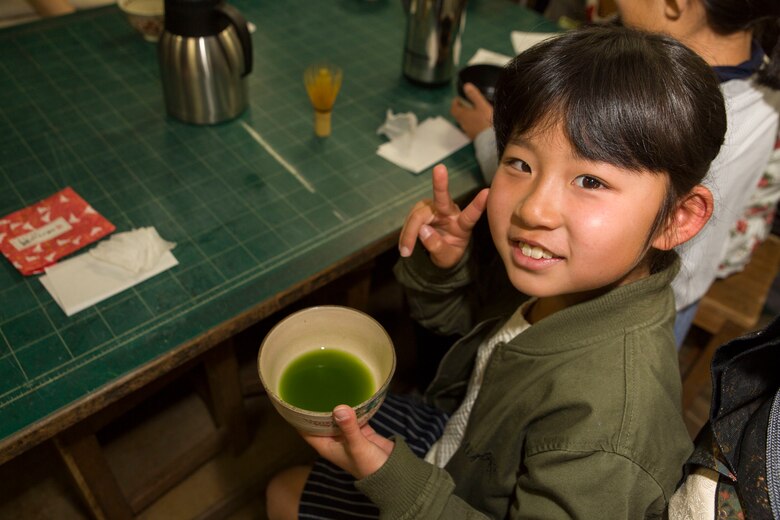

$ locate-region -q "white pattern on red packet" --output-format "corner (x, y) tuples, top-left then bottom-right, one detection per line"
(0, 187), (115, 276)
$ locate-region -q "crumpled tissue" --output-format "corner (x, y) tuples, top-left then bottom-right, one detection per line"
(377, 109), (418, 141)
(40, 227), (179, 317)
(90, 227), (175, 273)
(376, 109), (470, 174)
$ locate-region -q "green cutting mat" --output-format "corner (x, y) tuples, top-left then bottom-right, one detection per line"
(0, 0), (557, 448)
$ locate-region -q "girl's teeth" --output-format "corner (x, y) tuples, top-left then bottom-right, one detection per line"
(519, 242), (553, 259)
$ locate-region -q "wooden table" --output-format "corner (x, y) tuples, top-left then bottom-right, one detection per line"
(0, 1), (556, 516)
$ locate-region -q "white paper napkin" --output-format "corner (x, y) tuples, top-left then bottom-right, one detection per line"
(40, 250), (178, 317)
(40, 227), (179, 317)
(376, 116), (470, 174)
(510, 31), (560, 54)
(467, 48), (513, 67)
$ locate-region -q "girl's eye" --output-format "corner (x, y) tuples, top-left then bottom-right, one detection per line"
(506, 158), (532, 174)
(574, 175), (605, 190)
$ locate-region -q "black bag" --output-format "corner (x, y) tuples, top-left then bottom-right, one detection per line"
(684, 314), (780, 518)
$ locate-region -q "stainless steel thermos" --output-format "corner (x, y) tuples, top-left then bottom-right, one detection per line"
(158, 0), (253, 125)
(401, 0), (468, 85)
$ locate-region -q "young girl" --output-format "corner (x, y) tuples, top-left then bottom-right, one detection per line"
(454, 0), (780, 345)
(266, 25), (726, 519)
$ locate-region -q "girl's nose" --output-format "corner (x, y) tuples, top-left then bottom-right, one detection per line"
(514, 178), (561, 229)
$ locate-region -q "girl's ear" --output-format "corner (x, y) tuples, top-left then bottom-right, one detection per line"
(664, 0), (685, 20)
(652, 185), (713, 251)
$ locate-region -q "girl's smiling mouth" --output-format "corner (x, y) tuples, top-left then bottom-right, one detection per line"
(511, 240), (563, 269)
(517, 241), (555, 259)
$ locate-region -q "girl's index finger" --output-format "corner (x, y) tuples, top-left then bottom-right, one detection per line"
(431, 164), (455, 215)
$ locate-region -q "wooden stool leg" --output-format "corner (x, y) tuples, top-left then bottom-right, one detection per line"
(203, 339), (250, 454)
(54, 433), (133, 520)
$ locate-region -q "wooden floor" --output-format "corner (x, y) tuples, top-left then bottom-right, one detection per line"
(0, 257), (775, 519)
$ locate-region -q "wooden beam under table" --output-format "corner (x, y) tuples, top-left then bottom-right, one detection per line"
(52, 338), (250, 518)
(203, 339), (250, 454)
(54, 433), (134, 520)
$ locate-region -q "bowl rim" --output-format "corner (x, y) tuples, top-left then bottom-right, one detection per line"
(118, 0), (164, 16)
(257, 305), (397, 417)
(460, 63), (504, 71)
(458, 63), (504, 80)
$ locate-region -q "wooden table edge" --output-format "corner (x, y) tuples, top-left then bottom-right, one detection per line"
(0, 230), (400, 465)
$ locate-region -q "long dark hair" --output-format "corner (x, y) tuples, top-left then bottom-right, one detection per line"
(493, 26), (727, 268)
(702, 0), (780, 88)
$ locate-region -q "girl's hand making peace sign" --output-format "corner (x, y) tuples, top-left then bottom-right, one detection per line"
(398, 164), (489, 269)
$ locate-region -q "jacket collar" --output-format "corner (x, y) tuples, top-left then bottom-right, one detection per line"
(503, 256), (680, 355)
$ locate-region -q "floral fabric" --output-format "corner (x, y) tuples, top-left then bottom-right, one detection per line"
(718, 137), (780, 277)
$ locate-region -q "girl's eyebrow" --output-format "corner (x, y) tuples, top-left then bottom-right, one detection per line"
(507, 135), (533, 150)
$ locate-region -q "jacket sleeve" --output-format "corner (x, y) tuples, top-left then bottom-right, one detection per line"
(355, 438), (490, 520)
(393, 218), (522, 338)
(392, 243), (477, 337)
(511, 449), (668, 519)
(357, 441), (668, 519)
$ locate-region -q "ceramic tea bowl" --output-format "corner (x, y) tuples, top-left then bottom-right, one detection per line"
(257, 306), (396, 436)
(118, 0), (164, 42)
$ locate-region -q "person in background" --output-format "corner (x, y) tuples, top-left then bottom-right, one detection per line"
(716, 138), (780, 278)
(452, 0), (780, 346)
(266, 25), (726, 519)
(541, 0), (617, 25)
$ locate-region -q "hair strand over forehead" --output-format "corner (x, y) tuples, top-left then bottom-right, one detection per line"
(494, 26), (726, 197)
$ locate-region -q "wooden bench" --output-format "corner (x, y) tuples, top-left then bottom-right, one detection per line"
(681, 233), (780, 411)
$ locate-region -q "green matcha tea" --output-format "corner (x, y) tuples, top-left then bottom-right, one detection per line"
(279, 348), (375, 412)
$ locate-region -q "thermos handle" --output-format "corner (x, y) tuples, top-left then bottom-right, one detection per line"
(216, 3), (253, 77)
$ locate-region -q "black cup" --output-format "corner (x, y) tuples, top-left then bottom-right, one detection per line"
(456, 64), (503, 105)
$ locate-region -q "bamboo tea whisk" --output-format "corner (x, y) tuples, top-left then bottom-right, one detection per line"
(304, 63), (343, 137)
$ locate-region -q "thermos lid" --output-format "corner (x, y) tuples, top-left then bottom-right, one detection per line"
(164, 0), (229, 37)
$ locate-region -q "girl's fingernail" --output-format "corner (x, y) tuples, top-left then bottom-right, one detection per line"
(333, 407), (349, 421)
(400, 246), (411, 257)
(419, 225), (433, 240)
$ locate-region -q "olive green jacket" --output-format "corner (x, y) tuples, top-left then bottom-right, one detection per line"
(355, 247), (692, 519)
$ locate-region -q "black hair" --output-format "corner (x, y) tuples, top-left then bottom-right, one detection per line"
(701, 0), (780, 88)
(493, 25), (727, 270)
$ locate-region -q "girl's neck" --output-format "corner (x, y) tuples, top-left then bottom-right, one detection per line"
(526, 290), (606, 324)
(526, 259), (655, 324)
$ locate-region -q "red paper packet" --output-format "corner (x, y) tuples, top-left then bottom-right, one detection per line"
(0, 187), (115, 276)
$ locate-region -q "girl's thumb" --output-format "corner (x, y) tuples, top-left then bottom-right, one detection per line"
(333, 405), (362, 442)
(418, 224), (442, 254)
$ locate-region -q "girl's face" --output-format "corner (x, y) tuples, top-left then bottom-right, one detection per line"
(487, 123), (668, 304)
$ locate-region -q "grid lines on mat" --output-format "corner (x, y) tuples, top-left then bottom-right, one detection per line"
(0, 0), (556, 442)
